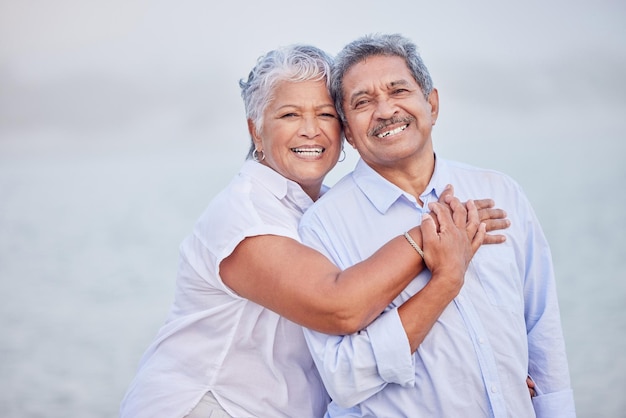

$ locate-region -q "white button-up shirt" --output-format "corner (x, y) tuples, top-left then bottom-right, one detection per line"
(121, 160), (329, 418)
(299, 157), (575, 418)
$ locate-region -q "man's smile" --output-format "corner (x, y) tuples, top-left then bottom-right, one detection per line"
(376, 124), (408, 139)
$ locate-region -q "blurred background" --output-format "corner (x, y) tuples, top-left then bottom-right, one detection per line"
(1, 0), (625, 416)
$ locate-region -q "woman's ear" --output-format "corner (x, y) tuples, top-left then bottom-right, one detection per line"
(247, 119), (261, 148)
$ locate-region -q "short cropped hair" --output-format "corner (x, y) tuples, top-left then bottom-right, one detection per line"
(331, 33), (434, 123)
(239, 45), (334, 159)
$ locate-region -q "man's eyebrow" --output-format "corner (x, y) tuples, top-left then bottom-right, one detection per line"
(348, 79), (412, 104)
(348, 89), (369, 104)
(389, 79), (410, 88)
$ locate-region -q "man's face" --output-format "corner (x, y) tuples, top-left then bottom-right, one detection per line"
(341, 55), (439, 171)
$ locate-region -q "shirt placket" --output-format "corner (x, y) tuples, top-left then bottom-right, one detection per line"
(453, 263), (508, 417)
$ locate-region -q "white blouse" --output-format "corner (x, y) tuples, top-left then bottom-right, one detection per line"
(120, 160), (329, 418)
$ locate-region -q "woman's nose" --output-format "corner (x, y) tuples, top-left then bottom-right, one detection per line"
(298, 117), (321, 138)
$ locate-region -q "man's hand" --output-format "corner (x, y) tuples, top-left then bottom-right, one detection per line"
(438, 184), (509, 245)
(474, 198), (509, 244)
(527, 376), (536, 398)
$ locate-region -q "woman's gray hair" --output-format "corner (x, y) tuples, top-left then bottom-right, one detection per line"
(331, 33), (434, 124)
(239, 44), (334, 159)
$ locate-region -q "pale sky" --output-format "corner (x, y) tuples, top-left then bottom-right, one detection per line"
(1, 1), (625, 415)
(2, 0), (624, 153)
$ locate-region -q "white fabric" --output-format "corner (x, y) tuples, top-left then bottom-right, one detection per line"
(121, 160), (329, 418)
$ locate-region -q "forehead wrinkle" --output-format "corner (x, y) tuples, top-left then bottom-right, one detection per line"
(347, 78), (412, 104)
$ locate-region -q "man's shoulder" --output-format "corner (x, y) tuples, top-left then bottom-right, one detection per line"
(441, 158), (520, 189)
(302, 173), (359, 221)
(318, 172), (360, 202)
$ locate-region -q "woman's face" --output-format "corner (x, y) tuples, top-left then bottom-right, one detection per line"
(251, 79), (342, 200)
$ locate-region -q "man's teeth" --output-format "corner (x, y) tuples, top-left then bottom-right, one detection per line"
(377, 124), (408, 138)
(292, 147), (324, 156)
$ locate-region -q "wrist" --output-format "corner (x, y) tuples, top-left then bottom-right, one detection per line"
(404, 231), (424, 260)
(427, 270), (464, 299)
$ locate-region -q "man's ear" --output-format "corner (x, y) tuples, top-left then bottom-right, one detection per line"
(428, 88), (440, 125)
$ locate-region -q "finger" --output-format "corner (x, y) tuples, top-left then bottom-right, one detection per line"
(471, 222), (487, 253)
(465, 199), (480, 240)
(482, 233), (507, 245)
(428, 211), (441, 231)
(438, 184), (454, 204)
(474, 198), (495, 211)
(420, 213), (438, 262)
(479, 207), (508, 223)
(428, 202), (453, 233)
(447, 196), (467, 229)
(484, 218), (510, 233)
(526, 377), (536, 398)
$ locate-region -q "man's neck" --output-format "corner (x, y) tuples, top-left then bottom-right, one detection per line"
(369, 153), (436, 206)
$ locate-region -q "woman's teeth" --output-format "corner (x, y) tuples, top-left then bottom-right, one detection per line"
(292, 147), (324, 156)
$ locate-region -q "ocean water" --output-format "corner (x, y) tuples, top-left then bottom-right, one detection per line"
(0, 129), (624, 418)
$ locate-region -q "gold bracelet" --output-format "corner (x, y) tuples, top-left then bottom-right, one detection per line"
(404, 231), (424, 260)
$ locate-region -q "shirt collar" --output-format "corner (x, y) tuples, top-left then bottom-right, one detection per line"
(240, 160), (316, 212)
(352, 155), (451, 214)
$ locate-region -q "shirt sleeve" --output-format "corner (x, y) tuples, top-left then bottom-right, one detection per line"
(516, 184), (576, 417)
(303, 309), (415, 408)
(299, 215), (416, 408)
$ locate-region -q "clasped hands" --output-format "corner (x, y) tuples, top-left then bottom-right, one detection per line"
(418, 184), (509, 293)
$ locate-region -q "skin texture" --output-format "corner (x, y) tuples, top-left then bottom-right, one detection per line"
(249, 80), (342, 200)
(219, 78), (496, 335)
(339, 53), (476, 351)
(343, 55), (440, 200)
(339, 52), (534, 395)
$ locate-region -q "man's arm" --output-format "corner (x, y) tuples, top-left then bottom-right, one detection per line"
(514, 190), (575, 417)
(302, 198), (485, 407)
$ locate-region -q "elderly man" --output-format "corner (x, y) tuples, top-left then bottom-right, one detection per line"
(299, 33), (575, 417)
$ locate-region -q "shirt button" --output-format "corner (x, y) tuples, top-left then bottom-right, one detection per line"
(479, 337), (486, 345)
(491, 385), (498, 394)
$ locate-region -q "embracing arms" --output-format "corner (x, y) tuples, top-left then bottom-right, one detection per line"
(219, 186), (507, 335)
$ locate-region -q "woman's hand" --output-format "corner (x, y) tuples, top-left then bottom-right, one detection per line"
(419, 197), (485, 295)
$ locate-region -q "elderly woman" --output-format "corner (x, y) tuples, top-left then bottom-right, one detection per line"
(120, 44), (506, 418)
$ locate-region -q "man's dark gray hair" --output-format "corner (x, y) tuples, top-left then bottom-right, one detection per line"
(239, 45), (334, 159)
(331, 33), (434, 123)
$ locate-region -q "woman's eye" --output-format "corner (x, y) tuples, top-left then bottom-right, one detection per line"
(281, 113), (298, 118)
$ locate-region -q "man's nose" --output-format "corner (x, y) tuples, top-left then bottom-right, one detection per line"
(373, 98), (397, 119)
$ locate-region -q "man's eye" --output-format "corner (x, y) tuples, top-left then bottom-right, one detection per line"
(353, 99), (369, 109)
(320, 112), (337, 118)
(281, 113), (298, 118)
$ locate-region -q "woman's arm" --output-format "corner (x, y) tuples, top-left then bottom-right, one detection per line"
(220, 226), (427, 335)
(220, 189), (504, 335)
